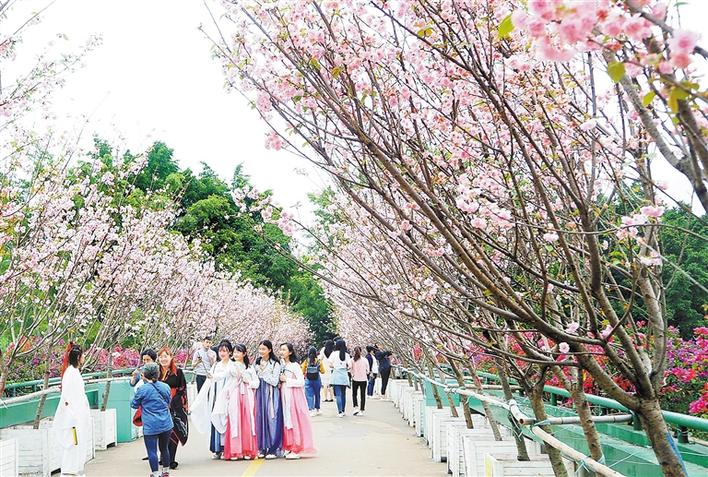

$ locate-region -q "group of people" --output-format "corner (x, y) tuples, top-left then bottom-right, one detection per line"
(131, 338), (315, 477)
(313, 339), (393, 418)
(52, 337), (393, 477)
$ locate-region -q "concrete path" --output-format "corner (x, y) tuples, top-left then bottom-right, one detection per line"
(85, 396), (445, 477)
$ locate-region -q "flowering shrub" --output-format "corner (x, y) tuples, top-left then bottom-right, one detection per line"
(662, 327), (708, 417)
(5, 340), (191, 385)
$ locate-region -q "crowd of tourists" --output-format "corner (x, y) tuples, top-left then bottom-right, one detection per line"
(53, 338), (393, 477)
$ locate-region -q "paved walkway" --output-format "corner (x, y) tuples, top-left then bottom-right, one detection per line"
(85, 396), (445, 477)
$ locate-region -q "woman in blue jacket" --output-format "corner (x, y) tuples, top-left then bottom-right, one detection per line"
(131, 362), (174, 477)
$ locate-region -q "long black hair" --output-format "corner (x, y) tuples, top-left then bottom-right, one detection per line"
(218, 339), (234, 357)
(334, 339), (347, 361)
(323, 339), (334, 358)
(281, 342), (297, 363)
(234, 343), (250, 368)
(69, 344), (82, 368)
(257, 340), (277, 364)
(308, 346), (317, 366)
(141, 348), (157, 362)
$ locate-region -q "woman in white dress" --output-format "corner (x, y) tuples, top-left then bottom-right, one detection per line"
(318, 340), (335, 402)
(190, 339), (238, 459)
(53, 343), (91, 476)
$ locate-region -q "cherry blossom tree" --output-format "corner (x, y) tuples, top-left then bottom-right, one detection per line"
(211, 0), (706, 474)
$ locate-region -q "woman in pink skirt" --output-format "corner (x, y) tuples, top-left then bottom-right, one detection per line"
(279, 343), (316, 459)
(224, 344), (260, 460)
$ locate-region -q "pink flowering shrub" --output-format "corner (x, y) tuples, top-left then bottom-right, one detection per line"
(5, 340), (190, 386)
(662, 327), (708, 417)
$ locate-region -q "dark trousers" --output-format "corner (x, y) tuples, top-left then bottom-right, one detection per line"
(380, 367), (391, 396)
(196, 374), (207, 392)
(352, 380), (367, 411)
(144, 430), (171, 472)
(367, 373), (378, 396)
(168, 440), (178, 465)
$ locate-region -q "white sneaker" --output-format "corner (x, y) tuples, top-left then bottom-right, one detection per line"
(337, 412), (344, 418)
(358, 410), (365, 416)
(285, 453), (301, 460)
(265, 454), (277, 460)
(353, 410), (360, 416)
(316, 409), (322, 415)
(309, 410), (316, 417)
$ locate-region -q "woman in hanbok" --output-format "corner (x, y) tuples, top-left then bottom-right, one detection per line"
(158, 347), (189, 469)
(208, 340), (239, 459)
(223, 343), (260, 460)
(254, 339), (283, 459)
(190, 339), (238, 459)
(53, 343), (91, 476)
(279, 343), (316, 459)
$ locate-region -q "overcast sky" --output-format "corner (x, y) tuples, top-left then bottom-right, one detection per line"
(9, 0), (327, 222)
(6, 0), (708, 219)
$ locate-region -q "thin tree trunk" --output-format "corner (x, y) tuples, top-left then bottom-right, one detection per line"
(33, 365), (51, 429)
(466, 361), (503, 440)
(438, 365), (459, 417)
(100, 353), (113, 412)
(529, 387), (569, 477)
(0, 356), (9, 397)
(552, 366), (603, 467)
(498, 361), (530, 461)
(449, 359), (475, 428)
(426, 360), (443, 409)
(639, 397), (688, 477)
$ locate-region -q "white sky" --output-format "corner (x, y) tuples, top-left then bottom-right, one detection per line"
(6, 0), (328, 223)
(5, 0), (708, 219)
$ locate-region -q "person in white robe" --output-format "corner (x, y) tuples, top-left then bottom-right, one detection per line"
(189, 339), (238, 459)
(53, 343), (91, 477)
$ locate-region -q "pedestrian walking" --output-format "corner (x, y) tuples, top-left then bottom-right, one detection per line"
(329, 339), (352, 417)
(351, 347), (370, 416)
(131, 362), (173, 477)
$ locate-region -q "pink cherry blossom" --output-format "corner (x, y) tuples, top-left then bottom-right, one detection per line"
(543, 231), (559, 242)
(640, 205), (664, 218)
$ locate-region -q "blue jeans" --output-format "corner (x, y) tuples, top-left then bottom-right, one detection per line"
(333, 384), (347, 413)
(144, 430), (171, 472)
(367, 373), (377, 396)
(304, 377), (322, 410)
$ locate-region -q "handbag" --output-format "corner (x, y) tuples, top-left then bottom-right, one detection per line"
(132, 406), (143, 427)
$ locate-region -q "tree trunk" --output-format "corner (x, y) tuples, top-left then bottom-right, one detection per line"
(438, 365), (459, 417)
(554, 366), (603, 467)
(448, 360), (475, 428)
(529, 388), (568, 477)
(465, 362), (503, 440)
(639, 398), (688, 477)
(100, 353), (113, 412)
(426, 361), (443, 409)
(33, 368), (51, 429)
(498, 361), (530, 460)
(0, 359), (8, 397)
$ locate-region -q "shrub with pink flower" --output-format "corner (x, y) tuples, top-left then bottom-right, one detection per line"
(661, 326), (708, 416)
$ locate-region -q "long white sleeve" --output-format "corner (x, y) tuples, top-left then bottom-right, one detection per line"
(285, 362), (305, 388)
(211, 361), (237, 381)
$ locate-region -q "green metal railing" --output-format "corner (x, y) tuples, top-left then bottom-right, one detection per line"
(398, 366), (708, 476)
(475, 371), (708, 439)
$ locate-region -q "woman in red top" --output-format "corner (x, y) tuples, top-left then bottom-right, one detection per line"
(158, 347), (189, 470)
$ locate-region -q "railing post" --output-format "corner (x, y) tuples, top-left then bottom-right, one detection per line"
(550, 393), (557, 406)
(676, 426), (689, 444)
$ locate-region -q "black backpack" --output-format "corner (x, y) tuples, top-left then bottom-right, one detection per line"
(306, 360), (321, 380)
